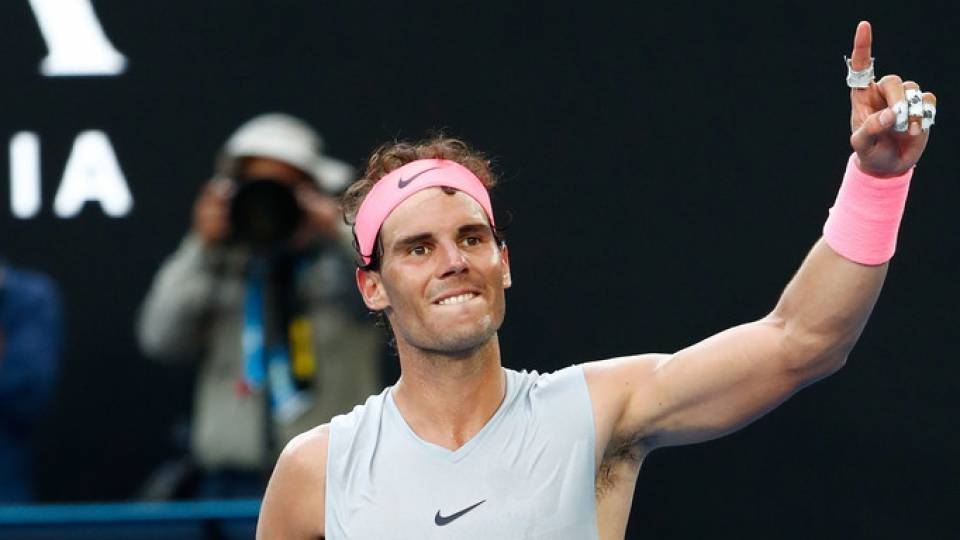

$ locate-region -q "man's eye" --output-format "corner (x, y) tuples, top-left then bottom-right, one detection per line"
(410, 245), (431, 256)
(463, 237), (481, 247)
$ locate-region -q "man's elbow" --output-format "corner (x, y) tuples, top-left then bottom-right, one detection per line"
(804, 349), (848, 381)
(136, 318), (196, 361)
(779, 325), (853, 382)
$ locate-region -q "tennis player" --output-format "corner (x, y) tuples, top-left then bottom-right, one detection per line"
(257, 21), (936, 539)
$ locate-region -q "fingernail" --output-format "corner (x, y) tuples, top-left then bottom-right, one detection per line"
(909, 122), (921, 135)
(880, 108), (895, 125)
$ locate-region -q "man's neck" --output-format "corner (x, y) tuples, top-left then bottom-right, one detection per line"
(391, 336), (505, 451)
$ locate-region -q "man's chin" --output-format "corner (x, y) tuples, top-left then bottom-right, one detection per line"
(427, 330), (496, 357)
(391, 310), (505, 357)
(406, 322), (498, 357)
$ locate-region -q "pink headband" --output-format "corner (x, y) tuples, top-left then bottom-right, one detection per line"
(354, 159), (495, 265)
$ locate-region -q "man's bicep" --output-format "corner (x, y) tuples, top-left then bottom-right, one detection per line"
(257, 426), (329, 540)
(590, 318), (814, 451)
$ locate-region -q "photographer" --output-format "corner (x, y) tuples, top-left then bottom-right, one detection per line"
(136, 114), (380, 498)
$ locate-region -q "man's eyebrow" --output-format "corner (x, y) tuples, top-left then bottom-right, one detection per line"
(392, 232), (434, 253)
(458, 223), (494, 236)
(390, 223), (493, 253)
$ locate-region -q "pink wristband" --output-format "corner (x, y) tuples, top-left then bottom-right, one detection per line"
(822, 153), (913, 265)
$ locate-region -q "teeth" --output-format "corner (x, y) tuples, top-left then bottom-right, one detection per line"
(438, 293), (476, 305)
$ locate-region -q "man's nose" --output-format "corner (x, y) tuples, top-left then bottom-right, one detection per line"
(437, 241), (468, 278)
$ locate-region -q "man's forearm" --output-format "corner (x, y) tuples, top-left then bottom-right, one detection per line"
(767, 238), (887, 375)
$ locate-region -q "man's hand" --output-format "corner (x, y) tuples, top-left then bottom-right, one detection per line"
(849, 21), (937, 177)
(191, 178), (234, 245)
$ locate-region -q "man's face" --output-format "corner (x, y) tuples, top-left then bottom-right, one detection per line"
(359, 188), (511, 355)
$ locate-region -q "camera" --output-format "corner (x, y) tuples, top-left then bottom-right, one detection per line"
(228, 177), (303, 249)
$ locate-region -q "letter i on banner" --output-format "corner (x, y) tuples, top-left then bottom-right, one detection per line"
(10, 132), (41, 219)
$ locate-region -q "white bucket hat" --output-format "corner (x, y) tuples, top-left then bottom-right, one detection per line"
(221, 113), (354, 193)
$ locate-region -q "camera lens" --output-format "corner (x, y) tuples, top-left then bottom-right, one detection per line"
(229, 178), (303, 249)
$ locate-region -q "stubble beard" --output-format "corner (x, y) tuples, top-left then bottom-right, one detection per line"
(393, 310), (503, 359)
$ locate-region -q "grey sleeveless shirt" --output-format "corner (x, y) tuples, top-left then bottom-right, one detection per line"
(326, 365), (599, 539)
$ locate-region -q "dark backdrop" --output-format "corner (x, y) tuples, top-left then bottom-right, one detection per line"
(0, 1), (956, 538)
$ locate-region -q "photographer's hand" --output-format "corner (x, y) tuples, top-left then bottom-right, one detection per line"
(289, 186), (341, 250)
(192, 178), (233, 245)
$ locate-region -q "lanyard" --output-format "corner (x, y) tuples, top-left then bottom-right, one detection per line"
(242, 256), (316, 423)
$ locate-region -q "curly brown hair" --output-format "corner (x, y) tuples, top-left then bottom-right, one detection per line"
(341, 136), (503, 270)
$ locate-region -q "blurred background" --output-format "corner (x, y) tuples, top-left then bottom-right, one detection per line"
(0, 0), (956, 538)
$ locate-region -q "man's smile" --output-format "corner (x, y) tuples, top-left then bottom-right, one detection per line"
(430, 285), (483, 305)
(435, 292), (478, 306)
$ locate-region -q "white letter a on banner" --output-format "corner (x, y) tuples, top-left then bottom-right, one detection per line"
(54, 131), (133, 218)
(28, 0), (128, 76)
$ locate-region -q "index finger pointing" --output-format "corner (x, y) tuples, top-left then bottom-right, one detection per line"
(850, 20), (873, 70)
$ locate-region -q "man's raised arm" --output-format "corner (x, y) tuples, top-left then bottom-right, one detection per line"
(585, 21), (936, 454)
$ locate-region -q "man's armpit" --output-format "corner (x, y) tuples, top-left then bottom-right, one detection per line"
(596, 433), (646, 497)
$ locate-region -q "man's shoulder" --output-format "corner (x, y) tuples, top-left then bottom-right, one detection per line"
(329, 388), (389, 428)
(4, 267), (58, 301)
(1, 267), (60, 318)
(523, 364), (588, 396)
(277, 424), (330, 483)
(260, 425), (330, 538)
(286, 424), (330, 454)
(504, 365), (594, 427)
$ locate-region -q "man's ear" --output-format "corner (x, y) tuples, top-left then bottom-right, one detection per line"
(500, 243), (512, 289)
(356, 268), (390, 310)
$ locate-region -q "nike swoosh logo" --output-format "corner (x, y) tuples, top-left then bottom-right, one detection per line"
(434, 499), (486, 526)
(397, 166), (440, 189)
